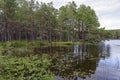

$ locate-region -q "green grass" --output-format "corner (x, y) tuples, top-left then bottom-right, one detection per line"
(0, 41), (82, 48)
(52, 41), (81, 46)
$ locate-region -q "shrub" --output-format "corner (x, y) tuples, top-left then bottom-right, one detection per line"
(10, 48), (33, 57)
(64, 42), (72, 45)
(0, 55), (54, 80)
(11, 41), (27, 48)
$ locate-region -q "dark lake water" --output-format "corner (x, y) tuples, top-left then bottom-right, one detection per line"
(49, 40), (120, 80)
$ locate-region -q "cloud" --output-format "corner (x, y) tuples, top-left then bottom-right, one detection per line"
(88, 0), (120, 16)
(99, 15), (120, 30)
(36, 0), (120, 30)
(36, 0), (53, 3)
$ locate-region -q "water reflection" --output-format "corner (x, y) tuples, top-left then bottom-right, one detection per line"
(99, 40), (120, 67)
(99, 41), (111, 58)
(50, 44), (100, 80)
(90, 40), (120, 80)
(49, 40), (120, 80)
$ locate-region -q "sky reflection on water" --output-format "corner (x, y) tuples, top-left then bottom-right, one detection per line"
(54, 40), (120, 80)
(89, 40), (120, 80)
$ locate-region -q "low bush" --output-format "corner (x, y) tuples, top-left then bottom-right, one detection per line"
(0, 55), (54, 80)
(11, 41), (27, 48)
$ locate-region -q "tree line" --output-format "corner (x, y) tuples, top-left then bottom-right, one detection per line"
(0, 0), (107, 42)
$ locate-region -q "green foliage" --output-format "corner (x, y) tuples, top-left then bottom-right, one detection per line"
(52, 42), (73, 46)
(58, 1), (77, 41)
(0, 41), (45, 48)
(106, 29), (120, 39)
(0, 41), (46, 57)
(0, 41), (11, 47)
(76, 4), (100, 28)
(0, 0), (103, 42)
(11, 41), (27, 48)
(5, 48), (33, 57)
(0, 55), (54, 80)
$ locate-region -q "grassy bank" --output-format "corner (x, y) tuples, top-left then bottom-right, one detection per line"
(0, 40), (81, 48)
(52, 41), (81, 46)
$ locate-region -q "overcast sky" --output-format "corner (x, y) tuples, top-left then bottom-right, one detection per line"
(37, 0), (120, 30)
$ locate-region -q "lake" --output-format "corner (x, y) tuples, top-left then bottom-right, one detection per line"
(49, 40), (120, 80)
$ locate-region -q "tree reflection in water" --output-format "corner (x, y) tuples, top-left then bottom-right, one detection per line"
(34, 40), (114, 80)
(50, 44), (102, 80)
(99, 41), (111, 59)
